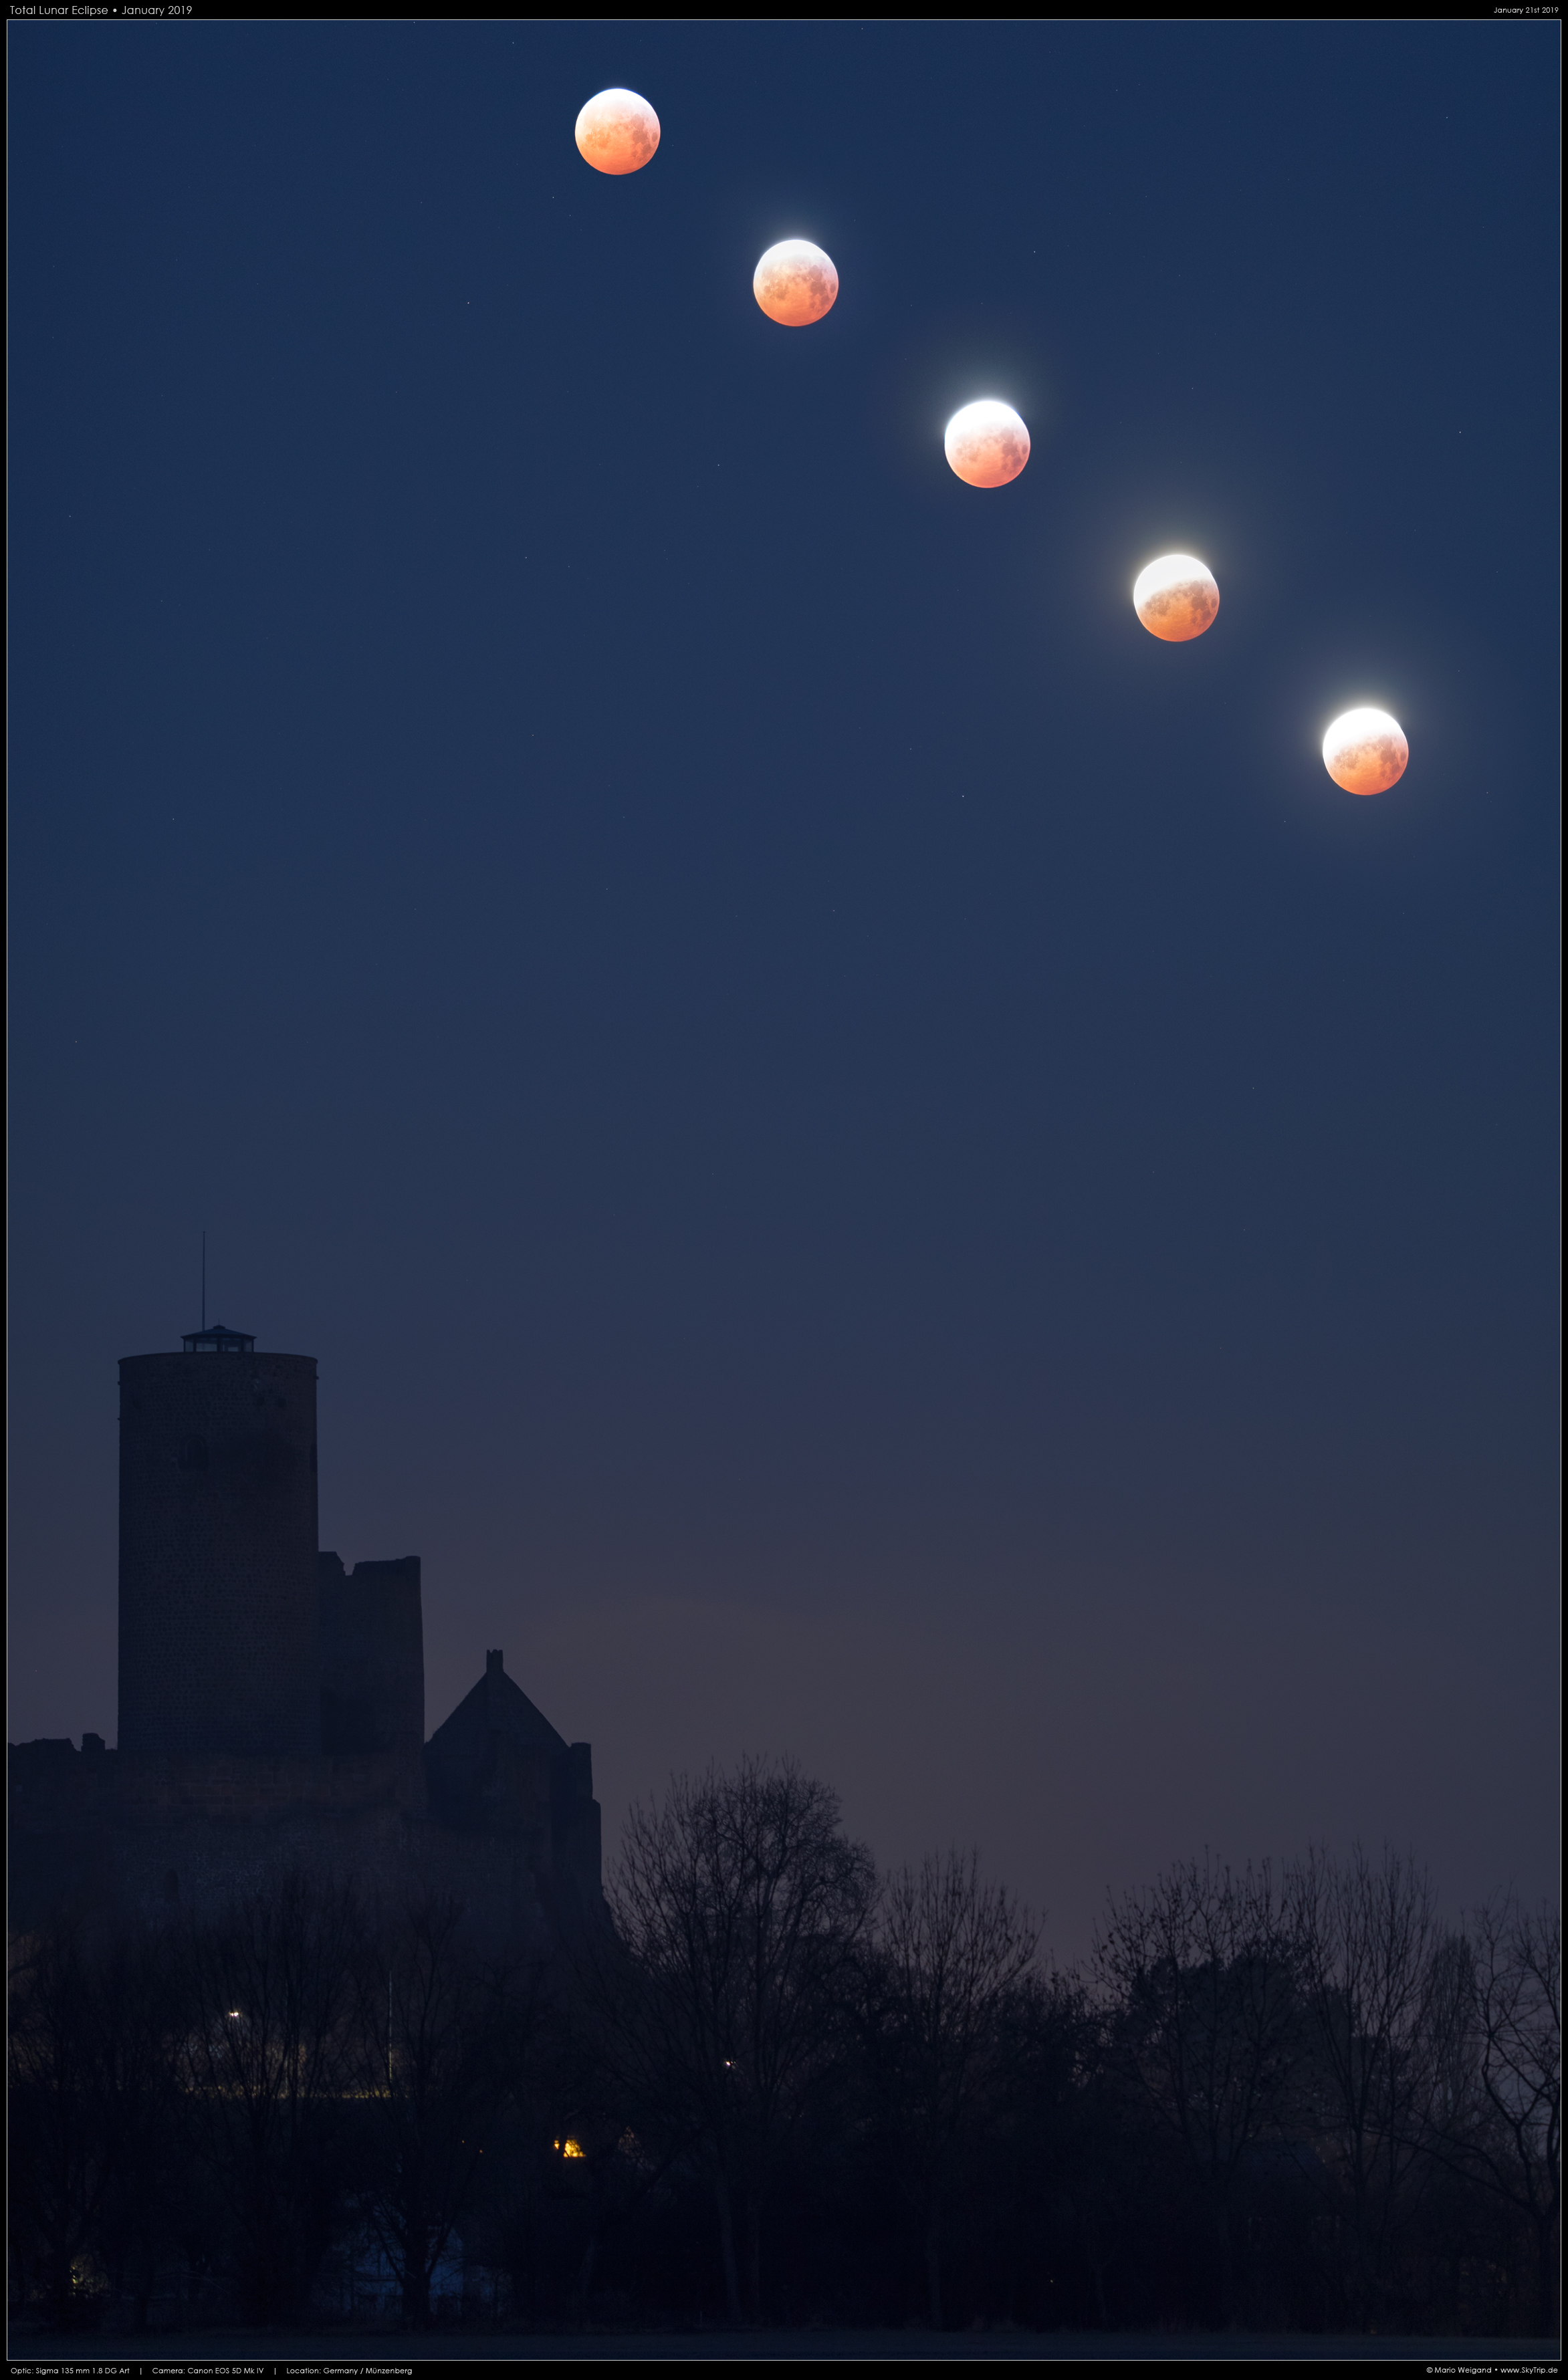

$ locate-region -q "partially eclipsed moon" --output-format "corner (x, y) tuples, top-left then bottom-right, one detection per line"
(753, 240), (838, 327)
(1133, 554), (1220, 642)
(944, 400), (1030, 489)
(1323, 707), (1409, 796)
(574, 88), (660, 176)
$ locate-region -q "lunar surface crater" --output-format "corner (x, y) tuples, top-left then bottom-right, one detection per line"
(1323, 707), (1409, 796)
(944, 399), (1030, 489)
(574, 88), (661, 176)
(1133, 554), (1220, 642)
(753, 239), (839, 327)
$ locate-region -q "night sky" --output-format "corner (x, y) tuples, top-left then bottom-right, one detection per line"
(9, 22), (1559, 1957)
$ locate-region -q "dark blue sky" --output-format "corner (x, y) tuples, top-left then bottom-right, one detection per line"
(9, 21), (1558, 1953)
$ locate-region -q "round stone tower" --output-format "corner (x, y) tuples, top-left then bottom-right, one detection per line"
(117, 1324), (320, 1756)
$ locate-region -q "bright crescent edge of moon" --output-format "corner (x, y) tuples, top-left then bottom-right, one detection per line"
(1323, 707), (1409, 796)
(567, 96), (1419, 792)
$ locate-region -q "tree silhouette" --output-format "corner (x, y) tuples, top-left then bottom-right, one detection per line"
(602, 1756), (875, 2320)
(1094, 1855), (1309, 2324)
(861, 1849), (1037, 2326)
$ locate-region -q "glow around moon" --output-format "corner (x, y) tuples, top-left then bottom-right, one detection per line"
(1322, 708), (1409, 796)
(943, 400), (1030, 489)
(574, 89), (660, 176)
(1133, 554), (1220, 642)
(752, 240), (838, 328)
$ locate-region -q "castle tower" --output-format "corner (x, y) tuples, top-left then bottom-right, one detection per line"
(117, 1324), (320, 1756)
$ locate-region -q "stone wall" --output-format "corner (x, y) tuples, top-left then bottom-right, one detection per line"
(7, 1734), (602, 1942)
(319, 1552), (425, 1754)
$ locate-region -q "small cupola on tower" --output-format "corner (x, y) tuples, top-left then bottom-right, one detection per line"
(181, 1322), (255, 1354)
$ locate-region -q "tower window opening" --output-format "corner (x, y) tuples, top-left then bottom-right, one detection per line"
(177, 1434), (209, 1473)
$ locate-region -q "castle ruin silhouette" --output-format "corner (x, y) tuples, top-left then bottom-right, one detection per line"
(8, 1321), (604, 1937)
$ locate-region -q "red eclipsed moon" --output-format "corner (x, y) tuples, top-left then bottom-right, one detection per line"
(1322, 708), (1409, 796)
(574, 89), (660, 176)
(1133, 554), (1220, 642)
(943, 400), (1030, 489)
(753, 240), (838, 327)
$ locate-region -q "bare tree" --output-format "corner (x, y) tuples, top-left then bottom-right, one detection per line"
(1043, 1993), (1142, 2333)
(1289, 1843), (1442, 2318)
(177, 1873), (360, 2323)
(1425, 1897), (1561, 2337)
(7, 1918), (181, 2329)
(7, 1913), (182, 2323)
(600, 1756), (875, 2321)
(1093, 1854), (1308, 2323)
(9, 1923), (113, 2325)
(348, 1890), (536, 2329)
(863, 1849), (1038, 2327)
